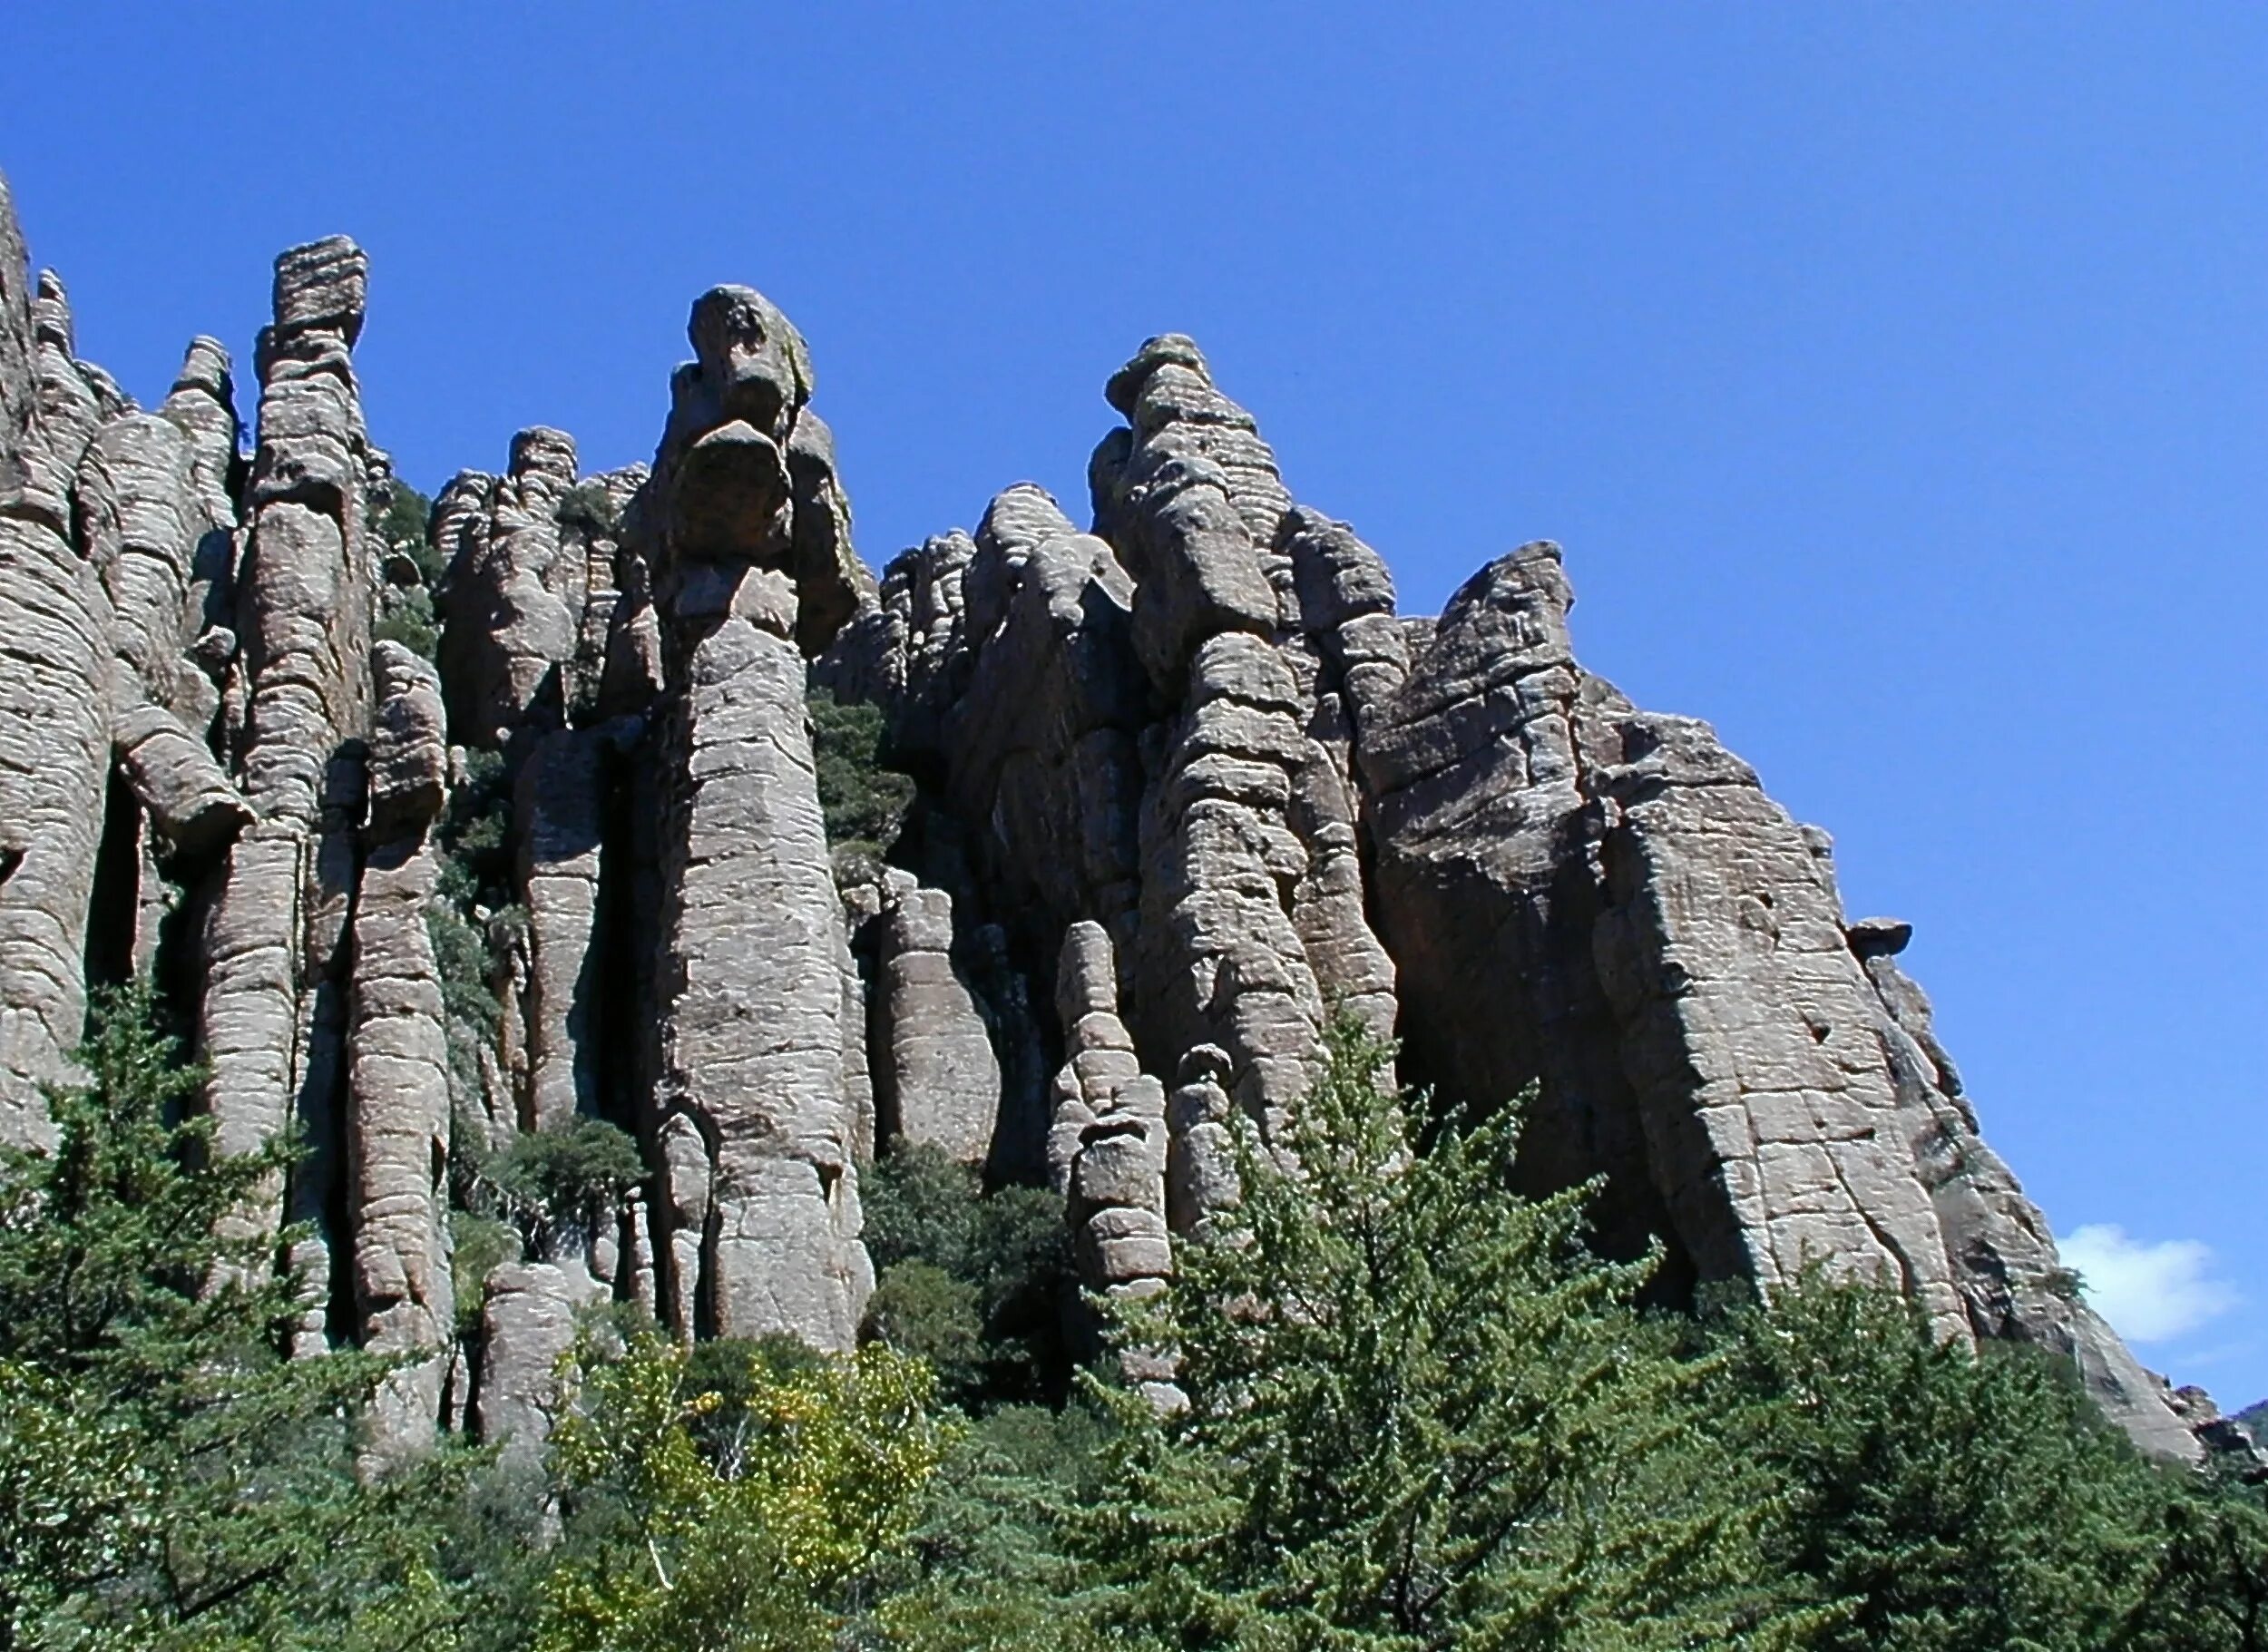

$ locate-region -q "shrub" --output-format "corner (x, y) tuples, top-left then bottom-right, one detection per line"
(537, 1333), (950, 1650)
(865, 1259), (986, 1398)
(448, 1210), (519, 1334)
(553, 480), (621, 538)
(808, 688), (914, 855)
(483, 1117), (645, 1262)
(859, 1142), (1076, 1407)
(369, 479), (445, 588)
(375, 584), (440, 660)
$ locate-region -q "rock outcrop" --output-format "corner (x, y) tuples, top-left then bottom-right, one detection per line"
(348, 642), (455, 1463)
(1360, 541), (2194, 1454)
(618, 285), (873, 1351)
(0, 167), (2210, 1464)
(874, 875), (1002, 1163)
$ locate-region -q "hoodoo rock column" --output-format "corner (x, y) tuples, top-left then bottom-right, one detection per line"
(626, 285), (873, 1349)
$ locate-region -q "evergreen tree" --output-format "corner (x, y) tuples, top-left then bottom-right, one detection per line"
(859, 1140), (1078, 1406)
(1077, 1016), (1800, 1650)
(2116, 1478), (2268, 1651)
(858, 1403), (1117, 1650)
(1707, 1272), (2170, 1650)
(0, 982), (464, 1649)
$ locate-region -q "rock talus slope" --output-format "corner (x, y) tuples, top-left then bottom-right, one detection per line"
(0, 170), (2211, 1464)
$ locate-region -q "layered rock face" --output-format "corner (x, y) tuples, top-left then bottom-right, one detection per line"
(0, 170), (2208, 1464)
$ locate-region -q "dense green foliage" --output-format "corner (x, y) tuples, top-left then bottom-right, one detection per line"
(807, 688), (914, 863)
(1705, 1276), (2165, 1649)
(476, 1118), (647, 1263)
(1079, 1018), (1795, 1648)
(553, 480), (621, 539)
(534, 1334), (949, 1650)
(859, 1140), (1076, 1407)
(0, 983), (470, 1648)
(370, 481), (443, 658)
(426, 746), (526, 1178)
(5, 991), (2263, 1649)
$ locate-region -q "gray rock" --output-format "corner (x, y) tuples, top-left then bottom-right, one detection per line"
(1846, 915), (1914, 958)
(437, 429), (582, 748)
(631, 284), (873, 1350)
(201, 237), (375, 1256)
(875, 882), (1002, 1163)
(0, 231), (115, 1146)
(0, 176), (2208, 1459)
(476, 1259), (606, 1467)
(348, 644), (455, 1465)
(514, 726), (610, 1131)
(1592, 710), (1970, 1335)
(1091, 337), (1280, 689)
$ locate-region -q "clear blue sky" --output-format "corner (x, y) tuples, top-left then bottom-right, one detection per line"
(5, 5), (2263, 1403)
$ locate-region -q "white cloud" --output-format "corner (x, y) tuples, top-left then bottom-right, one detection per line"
(2058, 1224), (2238, 1344)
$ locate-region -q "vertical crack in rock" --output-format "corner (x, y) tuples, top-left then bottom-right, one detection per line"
(513, 724), (611, 1132)
(1362, 543), (1680, 1273)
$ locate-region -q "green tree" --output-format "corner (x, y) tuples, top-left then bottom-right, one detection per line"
(807, 689), (914, 860)
(861, 1403), (1117, 1650)
(859, 1140), (1077, 1406)
(1078, 1016), (1792, 1650)
(1707, 1272), (2169, 1650)
(554, 480), (621, 539)
(372, 480), (443, 587)
(370, 480), (444, 660)
(535, 1332), (952, 1651)
(0, 982), (467, 1649)
(2116, 1479), (2268, 1651)
(481, 1116), (646, 1262)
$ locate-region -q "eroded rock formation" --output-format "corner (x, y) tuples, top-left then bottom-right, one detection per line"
(0, 169), (2212, 1464)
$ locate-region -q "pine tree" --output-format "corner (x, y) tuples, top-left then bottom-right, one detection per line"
(0, 981), (468, 1649)
(1076, 1016), (1800, 1650)
(2116, 1479), (2268, 1651)
(1707, 1272), (2171, 1651)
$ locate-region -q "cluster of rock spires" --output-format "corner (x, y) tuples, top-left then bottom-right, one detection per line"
(0, 169), (2224, 1467)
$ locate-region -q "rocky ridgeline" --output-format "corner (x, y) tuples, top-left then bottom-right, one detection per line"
(0, 171), (2211, 1465)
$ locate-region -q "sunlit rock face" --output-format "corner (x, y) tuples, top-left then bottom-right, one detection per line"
(0, 166), (2208, 1465)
